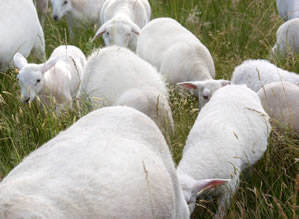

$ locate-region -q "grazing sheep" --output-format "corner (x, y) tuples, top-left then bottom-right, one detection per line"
(177, 85), (271, 218)
(93, 0), (151, 51)
(276, 0), (299, 21)
(34, 0), (49, 26)
(177, 79), (231, 110)
(272, 18), (299, 57)
(14, 45), (86, 109)
(136, 17), (215, 85)
(0, 0), (45, 72)
(50, 0), (106, 38)
(231, 59), (299, 92)
(0, 106), (228, 218)
(258, 81), (299, 132)
(80, 46), (174, 133)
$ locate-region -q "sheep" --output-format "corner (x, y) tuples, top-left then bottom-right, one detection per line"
(34, 0), (49, 26)
(136, 17), (215, 85)
(177, 79), (231, 110)
(80, 46), (174, 134)
(258, 81), (299, 132)
(0, 0), (45, 72)
(272, 18), (299, 57)
(231, 59), (299, 92)
(50, 0), (106, 38)
(177, 85), (271, 218)
(14, 45), (86, 110)
(93, 0), (151, 51)
(0, 106), (229, 218)
(276, 0), (299, 21)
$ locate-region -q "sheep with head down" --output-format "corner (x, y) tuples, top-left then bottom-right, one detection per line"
(93, 0), (151, 51)
(14, 45), (86, 110)
(177, 85), (271, 218)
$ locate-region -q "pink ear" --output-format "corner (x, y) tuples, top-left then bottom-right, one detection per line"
(177, 82), (198, 89)
(92, 24), (106, 41)
(193, 178), (230, 196)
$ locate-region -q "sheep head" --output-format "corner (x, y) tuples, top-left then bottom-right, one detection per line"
(50, 0), (72, 21)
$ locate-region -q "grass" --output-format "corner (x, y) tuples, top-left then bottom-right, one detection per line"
(0, 0), (298, 218)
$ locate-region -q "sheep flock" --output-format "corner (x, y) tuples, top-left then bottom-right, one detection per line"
(0, 0), (298, 219)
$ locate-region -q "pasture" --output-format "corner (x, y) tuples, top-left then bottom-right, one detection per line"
(0, 0), (298, 218)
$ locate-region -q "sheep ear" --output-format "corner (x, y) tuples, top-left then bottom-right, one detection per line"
(192, 178), (230, 198)
(177, 81), (202, 90)
(14, 53), (28, 70)
(38, 56), (60, 73)
(93, 24), (106, 41)
(220, 80), (231, 87)
(130, 21), (141, 35)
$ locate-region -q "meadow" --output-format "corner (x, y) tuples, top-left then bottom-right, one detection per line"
(0, 0), (298, 218)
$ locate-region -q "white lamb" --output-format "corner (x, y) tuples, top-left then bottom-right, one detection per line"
(93, 0), (151, 51)
(177, 85), (271, 218)
(50, 0), (106, 38)
(231, 59), (299, 92)
(272, 18), (299, 57)
(34, 0), (49, 26)
(0, 106), (228, 218)
(276, 0), (299, 21)
(80, 46), (174, 133)
(177, 79), (231, 110)
(14, 45), (86, 109)
(258, 81), (299, 132)
(0, 0), (45, 72)
(136, 17), (215, 85)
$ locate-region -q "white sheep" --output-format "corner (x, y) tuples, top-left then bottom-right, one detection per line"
(177, 85), (271, 218)
(14, 45), (86, 109)
(231, 59), (299, 92)
(34, 0), (49, 26)
(136, 17), (215, 85)
(80, 46), (174, 133)
(50, 0), (106, 38)
(276, 0), (299, 21)
(0, 0), (45, 72)
(93, 0), (151, 51)
(272, 18), (299, 57)
(258, 81), (299, 132)
(177, 79), (231, 110)
(0, 106), (228, 218)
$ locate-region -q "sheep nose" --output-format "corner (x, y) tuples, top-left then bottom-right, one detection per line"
(53, 15), (58, 21)
(203, 95), (209, 100)
(23, 97), (30, 103)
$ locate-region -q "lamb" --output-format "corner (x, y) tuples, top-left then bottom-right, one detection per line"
(93, 0), (151, 51)
(34, 0), (49, 26)
(0, 106), (228, 218)
(177, 79), (231, 110)
(80, 46), (174, 134)
(177, 85), (271, 218)
(276, 0), (299, 21)
(258, 81), (299, 132)
(0, 0), (45, 72)
(231, 59), (299, 92)
(272, 18), (299, 57)
(50, 0), (106, 38)
(14, 45), (86, 109)
(136, 17), (215, 85)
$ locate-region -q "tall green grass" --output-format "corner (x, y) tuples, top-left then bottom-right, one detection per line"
(0, 0), (298, 218)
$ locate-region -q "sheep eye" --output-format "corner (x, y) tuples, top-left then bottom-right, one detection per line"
(63, 1), (67, 5)
(36, 79), (41, 83)
(106, 32), (109, 36)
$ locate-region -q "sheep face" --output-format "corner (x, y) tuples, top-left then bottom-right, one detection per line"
(51, 0), (72, 21)
(14, 53), (59, 103)
(93, 19), (141, 50)
(17, 66), (45, 103)
(177, 80), (231, 110)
